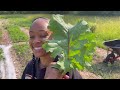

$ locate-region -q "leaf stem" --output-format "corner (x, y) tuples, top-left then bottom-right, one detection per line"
(68, 30), (70, 60)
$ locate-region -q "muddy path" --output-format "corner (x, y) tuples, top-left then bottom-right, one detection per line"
(0, 19), (17, 79)
(0, 45), (16, 79)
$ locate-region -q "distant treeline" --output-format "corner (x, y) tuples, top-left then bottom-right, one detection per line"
(1, 11), (120, 16)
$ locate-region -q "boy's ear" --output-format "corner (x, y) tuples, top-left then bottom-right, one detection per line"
(29, 40), (33, 49)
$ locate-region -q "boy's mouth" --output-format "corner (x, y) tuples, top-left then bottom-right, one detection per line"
(34, 47), (42, 50)
(33, 47), (43, 52)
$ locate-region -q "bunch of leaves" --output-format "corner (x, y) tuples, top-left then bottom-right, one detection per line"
(42, 14), (96, 75)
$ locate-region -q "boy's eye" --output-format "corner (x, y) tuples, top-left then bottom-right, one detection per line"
(37, 32), (48, 38)
(40, 35), (47, 38)
(30, 36), (35, 39)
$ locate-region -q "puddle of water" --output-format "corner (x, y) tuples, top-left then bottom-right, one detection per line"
(0, 45), (16, 79)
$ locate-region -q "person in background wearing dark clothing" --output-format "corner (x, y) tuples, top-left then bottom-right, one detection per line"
(21, 17), (82, 79)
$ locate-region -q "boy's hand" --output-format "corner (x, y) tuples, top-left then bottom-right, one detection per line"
(44, 62), (69, 79)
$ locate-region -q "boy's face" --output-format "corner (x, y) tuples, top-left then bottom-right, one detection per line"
(29, 18), (52, 58)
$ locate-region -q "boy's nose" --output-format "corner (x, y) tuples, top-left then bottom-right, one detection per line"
(34, 37), (42, 43)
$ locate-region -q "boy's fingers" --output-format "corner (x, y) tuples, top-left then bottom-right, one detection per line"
(63, 75), (69, 79)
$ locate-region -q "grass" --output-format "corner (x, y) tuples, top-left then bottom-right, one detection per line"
(12, 43), (32, 79)
(7, 25), (29, 43)
(0, 48), (4, 60)
(94, 17), (120, 49)
(8, 18), (32, 28)
(12, 43), (32, 65)
(13, 43), (31, 56)
(2, 14), (52, 28)
(87, 61), (120, 79)
(0, 14), (26, 19)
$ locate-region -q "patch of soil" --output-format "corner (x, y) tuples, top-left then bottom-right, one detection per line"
(79, 71), (102, 79)
(10, 47), (22, 79)
(1, 30), (12, 45)
(93, 47), (108, 64)
(0, 20), (10, 45)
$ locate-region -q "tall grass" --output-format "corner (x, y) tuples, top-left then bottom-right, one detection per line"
(94, 16), (120, 48)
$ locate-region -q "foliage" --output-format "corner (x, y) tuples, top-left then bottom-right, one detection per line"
(42, 14), (96, 74)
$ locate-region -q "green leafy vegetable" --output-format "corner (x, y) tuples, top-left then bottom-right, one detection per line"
(42, 14), (96, 74)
